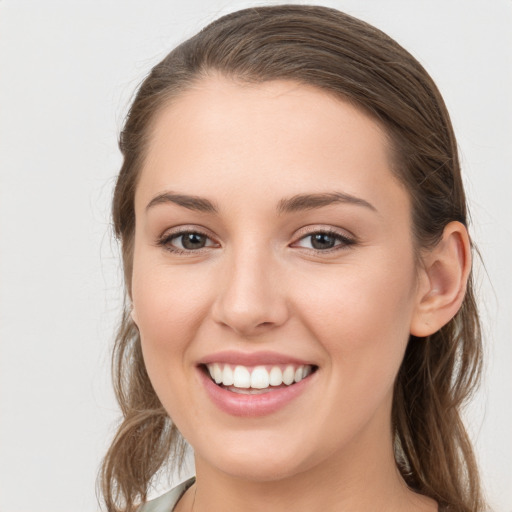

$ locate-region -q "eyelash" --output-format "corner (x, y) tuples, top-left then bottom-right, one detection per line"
(156, 228), (217, 255)
(292, 229), (356, 252)
(156, 228), (356, 255)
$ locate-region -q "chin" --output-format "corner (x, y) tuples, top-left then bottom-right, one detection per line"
(217, 456), (311, 483)
(194, 432), (322, 483)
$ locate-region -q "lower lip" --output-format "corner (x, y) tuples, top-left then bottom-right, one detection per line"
(199, 368), (314, 417)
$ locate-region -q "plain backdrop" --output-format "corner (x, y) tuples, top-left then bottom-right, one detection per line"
(0, 1), (511, 511)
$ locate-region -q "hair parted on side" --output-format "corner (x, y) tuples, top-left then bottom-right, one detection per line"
(101, 5), (485, 512)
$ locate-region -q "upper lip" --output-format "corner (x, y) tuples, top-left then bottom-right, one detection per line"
(198, 350), (315, 367)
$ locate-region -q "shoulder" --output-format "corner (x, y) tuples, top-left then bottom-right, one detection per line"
(138, 477), (196, 512)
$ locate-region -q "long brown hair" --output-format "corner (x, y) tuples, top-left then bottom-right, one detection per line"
(101, 5), (485, 511)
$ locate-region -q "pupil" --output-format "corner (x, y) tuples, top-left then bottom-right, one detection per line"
(311, 233), (335, 250)
(182, 233), (206, 250)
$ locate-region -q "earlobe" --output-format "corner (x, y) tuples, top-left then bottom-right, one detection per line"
(410, 221), (471, 337)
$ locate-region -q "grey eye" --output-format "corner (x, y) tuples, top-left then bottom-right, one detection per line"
(296, 232), (341, 250)
(293, 230), (355, 252)
(176, 232), (209, 250)
(309, 233), (338, 250)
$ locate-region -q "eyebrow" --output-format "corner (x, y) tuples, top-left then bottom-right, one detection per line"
(145, 190), (377, 215)
(146, 192), (218, 213)
(277, 192), (377, 214)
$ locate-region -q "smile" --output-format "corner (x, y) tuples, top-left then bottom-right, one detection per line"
(205, 363), (315, 393)
(199, 358), (318, 417)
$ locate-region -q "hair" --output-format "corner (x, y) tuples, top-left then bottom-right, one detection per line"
(101, 5), (485, 512)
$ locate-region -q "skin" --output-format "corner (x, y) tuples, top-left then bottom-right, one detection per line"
(131, 77), (470, 511)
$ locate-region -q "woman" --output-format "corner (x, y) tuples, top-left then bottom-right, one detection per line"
(101, 5), (486, 512)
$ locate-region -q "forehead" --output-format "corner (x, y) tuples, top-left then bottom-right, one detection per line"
(136, 77), (407, 216)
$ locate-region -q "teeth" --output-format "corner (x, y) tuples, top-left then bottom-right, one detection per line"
(269, 366), (283, 386)
(206, 363), (314, 390)
(250, 366), (269, 389)
(213, 363), (222, 384)
(233, 365), (251, 388)
(282, 366), (295, 385)
(222, 364), (234, 386)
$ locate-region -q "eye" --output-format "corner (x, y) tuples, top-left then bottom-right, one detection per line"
(158, 230), (218, 252)
(293, 230), (355, 251)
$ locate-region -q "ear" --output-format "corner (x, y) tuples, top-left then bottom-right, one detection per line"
(410, 221), (471, 337)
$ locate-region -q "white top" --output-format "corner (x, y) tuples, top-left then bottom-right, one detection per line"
(139, 478), (196, 512)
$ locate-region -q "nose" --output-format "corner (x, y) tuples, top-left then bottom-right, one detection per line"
(211, 246), (290, 337)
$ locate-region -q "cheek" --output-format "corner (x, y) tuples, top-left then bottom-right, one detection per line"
(294, 257), (417, 393)
(131, 262), (215, 435)
(130, 254), (214, 394)
(132, 254), (211, 339)
(292, 271), (415, 448)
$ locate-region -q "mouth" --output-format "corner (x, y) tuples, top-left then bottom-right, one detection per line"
(202, 363), (318, 395)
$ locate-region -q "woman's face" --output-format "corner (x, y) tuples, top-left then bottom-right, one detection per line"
(131, 78), (424, 481)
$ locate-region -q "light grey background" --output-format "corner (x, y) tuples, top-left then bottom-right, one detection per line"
(0, 1), (510, 511)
